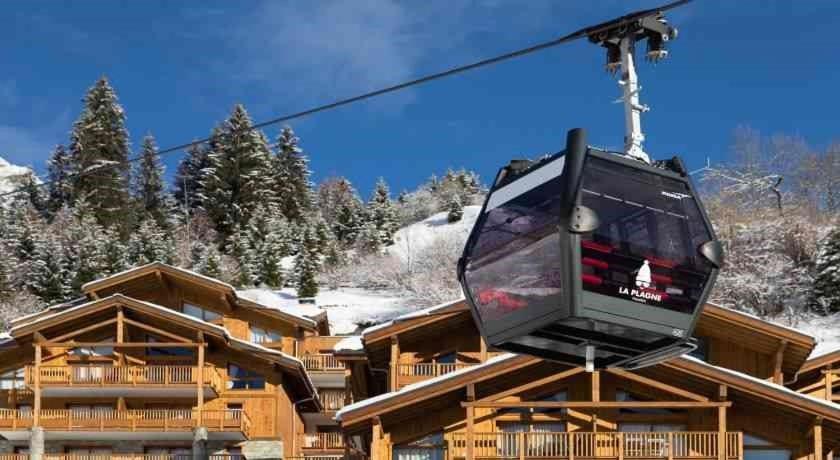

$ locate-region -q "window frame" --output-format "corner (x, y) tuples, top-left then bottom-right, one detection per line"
(226, 363), (266, 391)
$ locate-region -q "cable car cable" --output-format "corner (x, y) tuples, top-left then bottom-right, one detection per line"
(0, 0), (691, 201)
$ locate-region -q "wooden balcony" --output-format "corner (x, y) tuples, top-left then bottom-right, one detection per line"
(320, 389), (347, 411)
(397, 363), (474, 388)
(302, 354), (343, 372)
(0, 409), (250, 439)
(25, 366), (224, 397)
(0, 455), (29, 460)
(303, 432), (345, 450)
(447, 432), (742, 460)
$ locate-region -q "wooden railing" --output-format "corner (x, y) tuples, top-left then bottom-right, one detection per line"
(397, 363), (473, 387)
(0, 409), (249, 437)
(448, 432), (742, 459)
(0, 454), (29, 460)
(26, 366), (223, 393)
(44, 456), (197, 460)
(302, 354), (343, 371)
(320, 389), (347, 411)
(304, 432), (345, 450)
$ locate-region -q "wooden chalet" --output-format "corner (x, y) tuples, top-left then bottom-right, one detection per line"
(335, 299), (840, 460)
(0, 263), (350, 460)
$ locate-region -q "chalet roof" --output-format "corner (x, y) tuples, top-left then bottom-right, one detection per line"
(336, 352), (840, 428)
(800, 348), (840, 374)
(7, 294), (320, 408)
(362, 297), (469, 345)
(78, 262), (320, 329)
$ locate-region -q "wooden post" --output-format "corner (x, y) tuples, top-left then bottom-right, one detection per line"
(371, 417), (384, 460)
(389, 337), (400, 391)
(33, 343), (41, 427)
(518, 431), (525, 460)
(617, 433), (624, 460)
(116, 306), (125, 365)
(197, 332), (205, 426)
(591, 371), (600, 433)
(825, 366), (833, 401)
(718, 385), (727, 460)
(479, 337), (488, 363)
(814, 418), (823, 460)
(466, 384), (475, 460)
(667, 432), (674, 460)
(773, 340), (787, 385)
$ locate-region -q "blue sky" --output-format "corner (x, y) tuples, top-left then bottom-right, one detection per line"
(2, 0), (839, 197)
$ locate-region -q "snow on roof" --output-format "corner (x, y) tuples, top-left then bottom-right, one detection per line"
(788, 312), (840, 359)
(680, 355), (840, 412)
(336, 353), (519, 420)
(362, 297), (466, 336)
(389, 206), (480, 263)
(333, 335), (363, 352)
(707, 301), (817, 340)
(80, 262), (236, 292)
(313, 288), (415, 335)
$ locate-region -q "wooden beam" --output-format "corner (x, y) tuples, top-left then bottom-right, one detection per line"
(591, 371), (600, 402)
(33, 344), (41, 426)
(89, 291), (100, 300)
(122, 317), (194, 343)
(33, 332), (47, 343)
(466, 384), (475, 460)
(479, 337), (488, 363)
(40, 342), (202, 348)
(717, 384), (727, 460)
(116, 308), (125, 365)
(476, 367), (584, 403)
(607, 369), (709, 402)
(826, 365), (834, 401)
(814, 418), (823, 460)
(462, 401), (732, 409)
(389, 337), (400, 391)
(197, 331), (205, 426)
(773, 340), (788, 384)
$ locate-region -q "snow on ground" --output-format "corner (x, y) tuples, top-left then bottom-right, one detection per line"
(0, 157), (36, 195)
(781, 313), (840, 358)
(389, 205), (480, 261)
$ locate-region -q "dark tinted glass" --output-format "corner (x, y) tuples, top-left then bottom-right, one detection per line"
(579, 156), (713, 314)
(464, 167), (564, 324)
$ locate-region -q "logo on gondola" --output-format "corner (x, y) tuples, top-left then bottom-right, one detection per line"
(617, 260), (663, 303)
(661, 191), (691, 200)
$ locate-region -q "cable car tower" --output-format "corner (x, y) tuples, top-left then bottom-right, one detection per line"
(458, 2), (723, 371)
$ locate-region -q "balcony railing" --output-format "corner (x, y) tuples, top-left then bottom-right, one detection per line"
(26, 366), (223, 393)
(0, 409), (249, 438)
(0, 454), (28, 460)
(302, 354), (343, 371)
(304, 432), (345, 450)
(320, 389), (347, 411)
(397, 363), (474, 388)
(448, 432), (742, 460)
(43, 456), (196, 460)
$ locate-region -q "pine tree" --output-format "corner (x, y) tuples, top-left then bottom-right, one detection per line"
(68, 77), (132, 231)
(366, 178), (399, 246)
(446, 194), (463, 223)
(133, 135), (167, 226)
(200, 105), (276, 242)
(355, 220), (382, 255)
(46, 145), (73, 216)
(294, 225), (320, 298)
(271, 126), (313, 222)
(0, 244), (15, 299)
(55, 204), (109, 292)
(317, 177), (364, 247)
(245, 205), (292, 287)
(813, 227), (840, 313)
(127, 219), (175, 265)
(174, 140), (212, 212)
(190, 241), (222, 279)
(22, 174), (47, 217)
(27, 234), (72, 303)
(230, 227), (257, 287)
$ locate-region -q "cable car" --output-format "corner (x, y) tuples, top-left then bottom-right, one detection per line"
(458, 128), (722, 370)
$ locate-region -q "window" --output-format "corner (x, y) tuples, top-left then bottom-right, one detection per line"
(499, 390), (567, 416)
(145, 447), (191, 460)
(226, 447), (243, 460)
(183, 303), (221, 322)
(435, 352), (456, 364)
(743, 434), (791, 460)
(617, 390), (682, 415)
(393, 432), (445, 460)
(0, 369), (25, 390)
(17, 404), (32, 417)
(69, 337), (114, 357)
(227, 364), (265, 390)
(250, 326), (282, 344)
(146, 335), (193, 357)
(66, 448), (112, 459)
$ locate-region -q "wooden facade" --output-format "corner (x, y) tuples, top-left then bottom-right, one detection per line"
(0, 264), (346, 460)
(336, 300), (840, 460)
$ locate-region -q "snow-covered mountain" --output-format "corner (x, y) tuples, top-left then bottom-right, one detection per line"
(0, 157), (36, 196)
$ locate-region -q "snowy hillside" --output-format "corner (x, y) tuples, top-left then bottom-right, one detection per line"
(781, 313), (840, 359)
(0, 157), (35, 195)
(389, 205), (480, 261)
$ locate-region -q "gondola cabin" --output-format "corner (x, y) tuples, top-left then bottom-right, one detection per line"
(458, 128), (722, 370)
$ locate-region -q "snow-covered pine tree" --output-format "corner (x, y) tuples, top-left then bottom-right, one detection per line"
(174, 139), (212, 213)
(0, 243), (15, 299)
(813, 226), (840, 314)
(317, 177), (364, 247)
(366, 178), (399, 246)
(68, 77), (132, 231)
(272, 126), (314, 222)
(294, 225), (320, 298)
(27, 234), (72, 303)
(55, 203), (110, 292)
(127, 219), (175, 266)
(21, 174), (47, 217)
(46, 145), (74, 216)
(190, 241), (223, 279)
(132, 135), (167, 226)
(245, 205), (292, 288)
(355, 220), (382, 255)
(230, 226), (257, 287)
(446, 194), (463, 223)
(200, 105), (276, 242)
